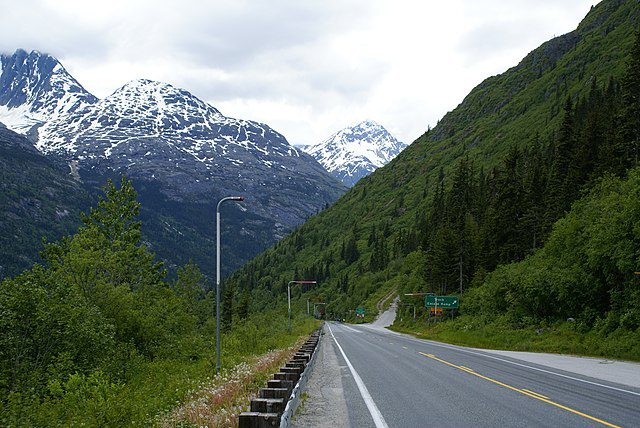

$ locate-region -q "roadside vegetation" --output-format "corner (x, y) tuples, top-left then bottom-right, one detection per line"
(392, 31), (640, 360)
(163, 338), (306, 427)
(0, 178), (319, 426)
(392, 167), (640, 362)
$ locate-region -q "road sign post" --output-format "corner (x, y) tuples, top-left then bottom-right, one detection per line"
(425, 295), (459, 309)
(425, 295), (459, 324)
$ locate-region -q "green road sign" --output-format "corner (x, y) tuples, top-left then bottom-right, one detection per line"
(425, 295), (459, 309)
(355, 307), (365, 315)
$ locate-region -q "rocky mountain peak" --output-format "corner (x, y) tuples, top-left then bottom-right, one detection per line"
(302, 120), (407, 187)
(110, 78), (220, 114)
(0, 48), (347, 274)
(0, 48), (97, 135)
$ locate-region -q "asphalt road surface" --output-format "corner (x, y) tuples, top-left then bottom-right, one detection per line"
(304, 322), (640, 428)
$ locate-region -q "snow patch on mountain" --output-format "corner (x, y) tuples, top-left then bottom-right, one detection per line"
(0, 47), (346, 276)
(36, 78), (304, 169)
(302, 120), (407, 187)
(0, 49), (97, 136)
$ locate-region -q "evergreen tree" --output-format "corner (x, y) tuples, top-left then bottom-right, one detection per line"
(567, 78), (602, 189)
(493, 147), (526, 263)
(343, 234), (359, 265)
(237, 287), (251, 320)
(370, 235), (388, 272)
(545, 97), (576, 228)
(618, 29), (640, 170)
(521, 147), (546, 251)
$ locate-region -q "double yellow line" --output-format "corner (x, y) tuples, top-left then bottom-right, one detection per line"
(418, 352), (620, 428)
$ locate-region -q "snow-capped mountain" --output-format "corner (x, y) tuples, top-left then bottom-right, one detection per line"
(0, 48), (346, 275)
(0, 49), (97, 137)
(37, 77), (302, 165)
(302, 120), (407, 187)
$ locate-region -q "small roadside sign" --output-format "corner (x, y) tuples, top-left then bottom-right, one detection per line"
(425, 295), (459, 309)
(355, 307), (365, 315)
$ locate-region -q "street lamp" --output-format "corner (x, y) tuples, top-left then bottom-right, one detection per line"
(313, 302), (326, 318)
(216, 196), (244, 374)
(288, 280), (316, 331)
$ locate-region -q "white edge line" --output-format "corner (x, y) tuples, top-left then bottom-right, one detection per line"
(373, 327), (640, 397)
(328, 323), (389, 428)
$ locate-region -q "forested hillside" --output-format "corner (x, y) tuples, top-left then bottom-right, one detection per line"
(455, 167), (640, 356)
(0, 125), (90, 277)
(225, 0), (640, 333)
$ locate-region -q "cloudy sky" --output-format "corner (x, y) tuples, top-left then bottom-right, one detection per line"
(0, 0), (599, 146)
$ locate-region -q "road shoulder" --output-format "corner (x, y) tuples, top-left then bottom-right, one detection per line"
(372, 324), (640, 390)
(292, 326), (351, 427)
(483, 349), (640, 389)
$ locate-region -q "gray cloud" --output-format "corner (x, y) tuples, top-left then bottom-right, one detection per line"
(0, 0), (600, 145)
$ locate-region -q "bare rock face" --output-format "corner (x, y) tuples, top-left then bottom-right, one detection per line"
(0, 49), (346, 276)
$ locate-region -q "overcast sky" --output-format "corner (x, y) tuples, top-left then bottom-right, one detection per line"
(0, 0), (599, 146)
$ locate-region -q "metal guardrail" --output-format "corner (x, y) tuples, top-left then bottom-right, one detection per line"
(238, 326), (323, 428)
(279, 326), (323, 427)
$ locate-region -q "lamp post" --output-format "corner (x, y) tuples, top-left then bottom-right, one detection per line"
(288, 280), (316, 331)
(216, 196), (244, 375)
(313, 302), (326, 318)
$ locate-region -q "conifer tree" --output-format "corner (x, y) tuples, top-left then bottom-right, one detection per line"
(618, 29), (640, 170)
(237, 287), (251, 320)
(545, 97), (576, 228)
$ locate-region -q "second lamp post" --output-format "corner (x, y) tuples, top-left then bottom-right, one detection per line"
(288, 280), (316, 331)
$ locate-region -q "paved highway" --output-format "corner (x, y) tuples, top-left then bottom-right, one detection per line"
(299, 321), (640, 427)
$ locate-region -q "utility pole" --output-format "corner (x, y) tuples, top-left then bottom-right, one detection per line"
(459, 256), (463, 294)
(216, 196), (244, 375)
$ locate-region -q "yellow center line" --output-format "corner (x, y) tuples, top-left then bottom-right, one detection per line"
(417, 352), (620, 428)
(522, 388), (549, 400)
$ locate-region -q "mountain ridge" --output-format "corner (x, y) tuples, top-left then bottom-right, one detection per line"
(226, 0), (639, 314)
(0, 49), (97, 136)
(0, 50), (346, 278)
(0, 124), (90, 277)
(302, 120), (406, 187)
